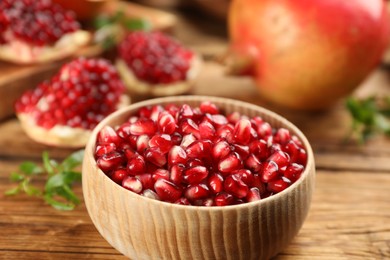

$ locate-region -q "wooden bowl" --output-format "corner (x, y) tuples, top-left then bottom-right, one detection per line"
(82, 95), (316, 259)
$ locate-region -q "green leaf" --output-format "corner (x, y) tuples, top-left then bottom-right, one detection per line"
(94, 15), (113, 29)
(19, 161), (43, 175)
(45, 174), (65, 191)
(59, 185), (80, 205)
(10, 172), (24, 182)
(44, 195), (76, 211)
(123, 18), (151, 31)
(60, 150), (84, 171)
(42, 151), (55, 175)
(5, 186), (20, 196)
(62, 171), (82, 185)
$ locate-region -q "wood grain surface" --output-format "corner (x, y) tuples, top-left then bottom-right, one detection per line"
(1, 6), (390, 260)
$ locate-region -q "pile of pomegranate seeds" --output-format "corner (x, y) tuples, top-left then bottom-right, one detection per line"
(0, 0), (80, 46)
(95, 102), (307, 206)
(15, 58), (126, 130)
(118, 31), (194, 84)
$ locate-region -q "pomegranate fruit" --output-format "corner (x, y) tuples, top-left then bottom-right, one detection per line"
(228, 0), (390, 110)
(15, 57), (130, 148)
(94, 101), (307, 206)
(116, 31), (202, 97)
(0, 0), (90, 64)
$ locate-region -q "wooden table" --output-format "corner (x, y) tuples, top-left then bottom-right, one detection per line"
(1, 8), (390, 260)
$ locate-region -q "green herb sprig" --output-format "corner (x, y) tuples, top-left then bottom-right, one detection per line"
(346, 96), (390, 143)
(5, 150), (84, 211)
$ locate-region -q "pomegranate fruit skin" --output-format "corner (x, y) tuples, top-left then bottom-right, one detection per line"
(229, 0), (390, 110)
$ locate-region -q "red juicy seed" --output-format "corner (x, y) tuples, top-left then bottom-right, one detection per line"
(124, 148), (137, 160)
(138, 106), (152, 118)
(171, 132), (183, 145)
(130, 118), (157, 136)
(292, 135), (303, 147)
(261, 160), (279, 183)
(257, 122), (272, 138)
(245, 154), (262, 173)
(210, 114), (228, 128)
(95, 143), (116, 157)
(157, 111), (177, 135)
(227, 112), (241, 124)
(268, 150), (290, 169)
(116, 122), (132, 139)
(218, 152), (243, 174)
(212, 140), (231, 160)
(175, 197), (191, 205)
(179, 104), (194, 119)
(232, 144), (250, 160)
(142, 189), (160, 200)
(127, 135), (138, 149)
(250, 116), (264, 127)
(297, 148), (307, 165)
(214, 192), (234, 206)
(183, 166), (209, 184)
(185, 184), (210, 201)
(111, 168), (128, 184)
(152, 169), (170, 182)
(283, 163), (304, 182)
(127, 154), (146, 175)
(234, 119), (252, 145)
(246, 187), (261, 202)
(208, 173), (224, 194)
(186, 158), (204, 168)
(180, 134), (196, 148)
(154, 179), (182, 202)
(168, 145), (188, 166)
(224, 174), (249, 198)
(122, 176), (143, 194)
(136, 135), (150, 153)
(180, 119), (200, 139)
(97, 152), (125, 173)
(169, 164), (185, 185)
(186, 140), (212, 159)
(267, 178), (291, 193)
(97, 126), (122, 145)
(201, 198), (215, 207)
(232, 169), (254, 186)
(165, 104), (179, 117)
(253, 174), (267, 195)
(136, 173), (154, 190)
(274, 128), (291, 145)
(199, 101), (219, 115)
(149, 134), (173, 154)
(199, 121), (216, 140)
(215, 124), (235, 143)
(283, 140), (300, 162)
(144, 147), (167, 167)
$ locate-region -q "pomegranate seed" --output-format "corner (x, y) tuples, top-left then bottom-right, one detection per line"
(149, 134), (172, 154)
(168, 145), (188, 166)
(185, 184), (210, 200)
(186, 140), (212, 159)
(218, 152), (243, 174)
(249, 139), (268, 160)
(210, 114), (228, 127)
(127, 154), (146, 175)
(179, 104), (195, 120)
(95, 143), (116, 157)
(150, 105), (164, 122)
(268, 178), (291, 193)
(169, 164), (185, 185)
(297, 148), (307, 165)
(186, 158), (204, 168)
(268, 151), (290, 169)
(142, 189), (160, 200)
(130, 119), (157, 136)
(144, 147), (167, 167)
(227, 111), (241, 124)
(154, 179), (182, 202)
(116, 122), (132, 139)
(215, 124), (235, 143)
(124, 148), (137, 160)
(283, 140), (300, 162)
(257, 122), (272, 137)
(202, 198), (215, 207)
(139, 106), (152, 118)
(152, 169), (169, 182)
(245, 154), (262, 173)
(234, 119), (252, 145)
(183, 166), (208, 184)
(122, 176), (143, 194)
(283, 163), (304, 182)
(214, 192), (234, 206)
(199, 121), (216, 139)
(97, 126), (122, 145)
(224, 174), (249, 198)
(157, 111), (176, 134)
(246, 187), (261, 202)
(253, 174), (267, 194)
(212, 140), (231, 160)
(127, 135), (138, 149)
(97, 152), (125, 172)
(208, 173), (224, 194)
(180, 119), (200, 139)
(274, 128), (291, 145)
(171, 132), (182, 145)
(175, 197), (191, 205)
(180, 134), (196, 148)
(136, 135), (150, 153)
(232, 144), (250, 160)
(261, 160), (279, 183)
(199, 101), (219, 115)
(233, 169), (254, 186)
(111, 168), (128, 184)
(136, 173), (154, 190)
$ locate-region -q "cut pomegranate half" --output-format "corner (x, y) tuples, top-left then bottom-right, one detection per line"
(94, 101), (308, 206)
(116, 31), (202, 96)
(15, 57), (130, 148)
(0, 0), (90, 64)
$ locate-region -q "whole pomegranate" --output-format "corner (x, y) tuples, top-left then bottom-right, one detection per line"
(229, 0), (390, 110)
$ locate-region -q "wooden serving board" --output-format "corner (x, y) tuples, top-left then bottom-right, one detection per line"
(0, 1), (176, 121)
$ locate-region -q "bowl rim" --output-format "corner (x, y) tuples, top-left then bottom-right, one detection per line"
(84, 95), (315, 212)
